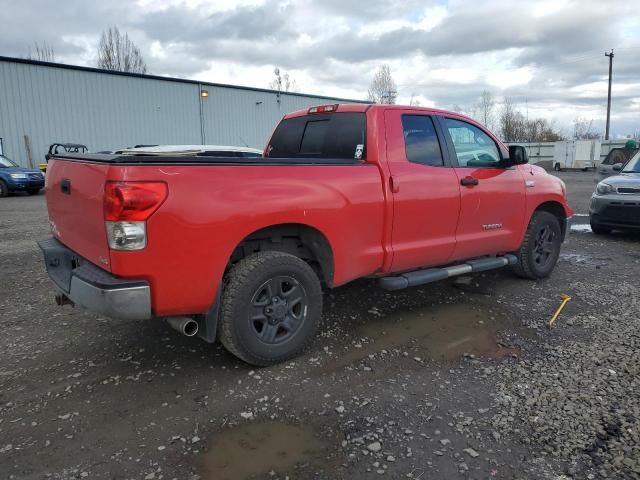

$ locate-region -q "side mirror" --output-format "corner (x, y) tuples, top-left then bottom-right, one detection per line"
(612, 163), (623, 172)
(506, 145), (529, 166)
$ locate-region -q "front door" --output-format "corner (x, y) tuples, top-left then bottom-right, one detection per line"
(437, 116), (526, 261)
(384, 110), (461, 272)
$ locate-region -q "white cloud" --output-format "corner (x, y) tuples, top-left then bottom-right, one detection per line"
(0, 0), (638, 136)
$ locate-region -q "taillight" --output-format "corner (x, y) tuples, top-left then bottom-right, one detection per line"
(308, 104), (338, 114)
(104, 182), (167, 221)
(104, 182), (167, 251)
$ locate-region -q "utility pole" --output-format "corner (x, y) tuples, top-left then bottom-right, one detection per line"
(605, 49), (614, 140)
(381, 89), (397, 104)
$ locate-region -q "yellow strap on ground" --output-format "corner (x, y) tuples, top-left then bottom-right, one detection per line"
(549, 293), (572, 328)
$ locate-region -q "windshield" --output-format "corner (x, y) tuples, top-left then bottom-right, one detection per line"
(0, 155), (18, 168)
(622, 151), (640, 173)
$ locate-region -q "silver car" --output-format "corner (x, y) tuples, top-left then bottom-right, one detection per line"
(590, 150), (640, 234)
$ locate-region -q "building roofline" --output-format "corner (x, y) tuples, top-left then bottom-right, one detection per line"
(0, 55), (370, 104)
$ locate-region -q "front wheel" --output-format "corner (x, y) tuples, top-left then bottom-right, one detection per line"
(513, 211), (562, 279)
(0, 180), (8, 197)
(218, 251), (323, 366)
(554, 163), (562, 172)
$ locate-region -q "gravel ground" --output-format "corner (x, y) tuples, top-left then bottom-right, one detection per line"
(1, 171), (639, 480)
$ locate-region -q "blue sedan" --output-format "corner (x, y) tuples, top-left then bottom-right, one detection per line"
(0, 154), (45, 197)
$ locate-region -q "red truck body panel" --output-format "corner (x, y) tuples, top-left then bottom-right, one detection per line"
(45, 159), (113, 270)
(46, 161), (386, 316)
(44, 104), (572, 319)
(382, 108), (461, 270)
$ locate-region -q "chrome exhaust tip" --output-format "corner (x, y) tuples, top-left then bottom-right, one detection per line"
(166, 317), (199, 337)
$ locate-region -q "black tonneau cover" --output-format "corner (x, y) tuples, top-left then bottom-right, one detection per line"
(50, 153), (362, 166)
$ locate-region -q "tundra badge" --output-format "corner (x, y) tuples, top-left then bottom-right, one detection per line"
(482, 223), (503, 230)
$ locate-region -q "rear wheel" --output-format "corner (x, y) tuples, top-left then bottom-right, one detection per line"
(27, 188), (41, 195)
(513, 211), (562, 279)
(0, 180), (8, 197)
(218, 251), (323, 366)
(554, 163), (562, 172)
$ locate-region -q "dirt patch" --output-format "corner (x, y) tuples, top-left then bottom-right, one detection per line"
(319, 302), (524, 373)
(196, 421), (328, 480)
(560, 253), (608, 268)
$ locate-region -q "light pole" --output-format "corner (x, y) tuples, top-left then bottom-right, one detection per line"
(605, 49), (614, 141)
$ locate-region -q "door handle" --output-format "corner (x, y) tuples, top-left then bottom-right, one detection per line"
(460, 177), (479, 186)
(389, 175), (400, 193)
(60, 178), (71, 194)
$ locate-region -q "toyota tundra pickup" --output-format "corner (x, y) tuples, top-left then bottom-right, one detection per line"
(39, 104), (572, 366)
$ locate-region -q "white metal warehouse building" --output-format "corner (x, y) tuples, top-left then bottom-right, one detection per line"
(0, 56), (366, 168)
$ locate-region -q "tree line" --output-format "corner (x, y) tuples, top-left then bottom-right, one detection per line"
(26, 27), (148, 74)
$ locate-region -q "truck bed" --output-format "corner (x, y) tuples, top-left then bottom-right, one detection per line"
(53, 152), (362, 166)
(44, 154), (386, 317)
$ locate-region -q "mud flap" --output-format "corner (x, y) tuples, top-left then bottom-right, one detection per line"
(197, 289), (221, 343)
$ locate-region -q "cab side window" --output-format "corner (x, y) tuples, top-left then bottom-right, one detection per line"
(445, 118), (501, 167)
(401, 115), (444, 167)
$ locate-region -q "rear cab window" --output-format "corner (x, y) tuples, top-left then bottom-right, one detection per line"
(267, 112), (366, 160)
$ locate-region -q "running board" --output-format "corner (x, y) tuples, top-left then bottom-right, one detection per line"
(379, 255), (518, 291)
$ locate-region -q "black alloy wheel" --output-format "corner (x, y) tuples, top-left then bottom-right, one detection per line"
(249, 275), (308, 345)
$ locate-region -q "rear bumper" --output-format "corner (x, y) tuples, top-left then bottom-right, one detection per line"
(38, 238), (151, 320)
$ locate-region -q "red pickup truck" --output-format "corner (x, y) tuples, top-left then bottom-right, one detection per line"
(39, 104), (572, 365)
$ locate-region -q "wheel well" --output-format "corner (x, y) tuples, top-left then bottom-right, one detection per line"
(535, 201), (567, 237)
(228, 224), (335, 288)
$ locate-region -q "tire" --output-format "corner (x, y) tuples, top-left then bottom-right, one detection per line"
(554, 163), (561, 172)
(218, 251), (323, 366)
(590, 223), (611, 235)
(513, 211), (562, 279)
(0, 180), (8, 197)
(27, 188), (41, 195)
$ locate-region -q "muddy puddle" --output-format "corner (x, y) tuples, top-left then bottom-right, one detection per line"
(197, 421), (327, 480)
(320, 303), (523, 373)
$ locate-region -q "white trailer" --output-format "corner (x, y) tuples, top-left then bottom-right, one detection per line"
(553, 140), (601, 171)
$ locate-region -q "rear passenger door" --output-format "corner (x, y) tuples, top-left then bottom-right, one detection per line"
(384, 110), (461, 272)
(437, 117), (526, 260)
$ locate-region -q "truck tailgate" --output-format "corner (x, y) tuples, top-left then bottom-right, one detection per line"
(45, 158), (112, 271)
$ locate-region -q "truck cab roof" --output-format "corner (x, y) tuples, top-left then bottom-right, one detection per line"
(283, 103), (473, 120)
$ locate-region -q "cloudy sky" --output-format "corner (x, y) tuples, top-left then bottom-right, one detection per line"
(1, 0), (639, 137)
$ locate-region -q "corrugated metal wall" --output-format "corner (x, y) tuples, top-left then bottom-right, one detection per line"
(0, 58), (365, 167)
(202, 86), (340, 148)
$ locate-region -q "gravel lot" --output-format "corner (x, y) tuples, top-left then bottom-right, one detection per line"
(1, 171), (639, 480)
